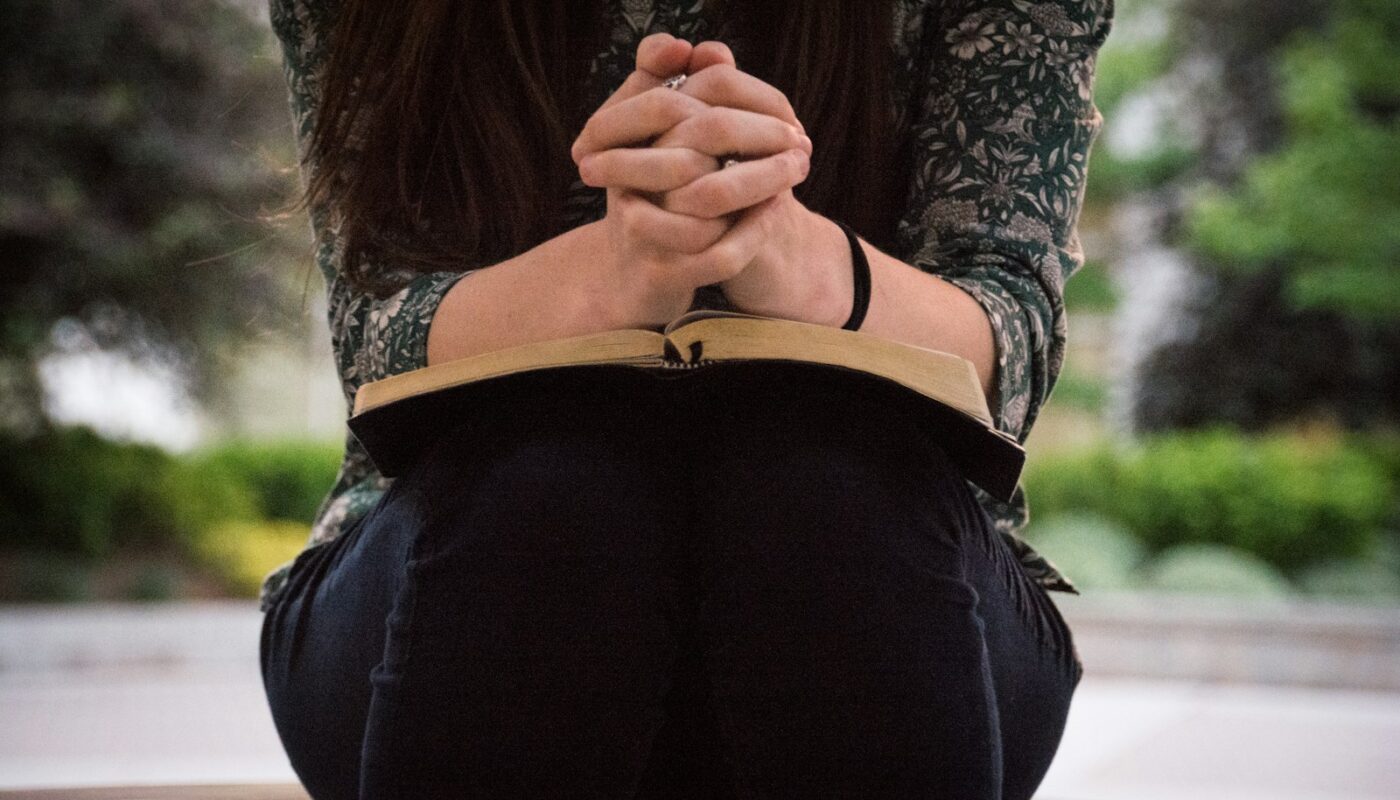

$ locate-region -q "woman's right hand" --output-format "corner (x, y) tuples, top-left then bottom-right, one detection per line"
(569, 35), (810, 329)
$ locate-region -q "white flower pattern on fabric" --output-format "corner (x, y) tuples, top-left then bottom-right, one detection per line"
(948, 16), (998, 60)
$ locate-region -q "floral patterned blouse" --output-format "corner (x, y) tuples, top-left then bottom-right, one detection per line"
(259, 0), (1114, 614)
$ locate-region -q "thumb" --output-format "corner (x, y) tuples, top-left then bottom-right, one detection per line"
(636, 32), (693, 78)
(687, 40), (737, 72)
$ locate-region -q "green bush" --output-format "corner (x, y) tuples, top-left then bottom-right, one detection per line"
(1024, 427), (1397, 576)
(7, 552), (93, 602)
(188, 439), (341, 524)
(1350, 430), (1400, 528)
(1142, 543), (1294, 597)
(1064, 260), (1120, 312)
(123, 565), (182, 602)
(1046, 366), (1110, 413)
(192, 519), (310, 597)
(0, 427), (342, 560)
(0, 427), (339, 600)
(1296, 558), (1400, 602)
(1026, 513), (1147, 590)
(0, 426), (257, 558)
(1295, 532), (1400, 601)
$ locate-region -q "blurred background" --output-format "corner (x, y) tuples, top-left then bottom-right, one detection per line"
(2, 0), (1398, 797)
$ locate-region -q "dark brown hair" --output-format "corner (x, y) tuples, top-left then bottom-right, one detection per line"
(303, 0), (903, 296)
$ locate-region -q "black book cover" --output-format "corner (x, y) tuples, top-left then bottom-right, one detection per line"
(347, 359), (1024, 502)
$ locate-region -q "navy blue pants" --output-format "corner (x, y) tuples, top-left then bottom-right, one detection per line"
(260, 366), (1082, 799)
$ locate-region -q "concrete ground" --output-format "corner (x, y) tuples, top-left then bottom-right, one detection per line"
(2, 600), (1398, 799)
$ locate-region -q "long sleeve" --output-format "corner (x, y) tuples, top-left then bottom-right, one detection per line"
(269, 0), (477, 412)
(894, 0), (1113, 443)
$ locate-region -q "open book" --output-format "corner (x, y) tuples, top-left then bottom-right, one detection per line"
(347, 309), (1026, 501)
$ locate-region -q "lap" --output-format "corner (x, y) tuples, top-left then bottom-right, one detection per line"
(262, 366), (1080, 799)
(679, 365), (1081, 798)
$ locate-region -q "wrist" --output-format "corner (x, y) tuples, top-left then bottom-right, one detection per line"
(804, 212), (856, 328)
(728, 205), (851, 327)
(567, 219), (688, 331)
(567, 219), (631, 331)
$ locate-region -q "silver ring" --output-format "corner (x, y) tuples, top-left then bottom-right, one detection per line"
(662, 73), (688, 91)
(721, 156), (741, 170)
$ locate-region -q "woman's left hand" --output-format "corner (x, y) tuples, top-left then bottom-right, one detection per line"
(584, 41), (853, 326)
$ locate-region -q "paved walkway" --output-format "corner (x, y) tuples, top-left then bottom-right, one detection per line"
(2, 601), (1398, 798)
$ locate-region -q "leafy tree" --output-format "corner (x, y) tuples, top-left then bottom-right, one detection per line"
(0, 0), (307, 431)
(1187, 0), (1400, 321)
(1098, 0), (1400, 431)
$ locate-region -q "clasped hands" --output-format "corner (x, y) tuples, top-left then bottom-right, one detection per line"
(569, 34), (850, 330)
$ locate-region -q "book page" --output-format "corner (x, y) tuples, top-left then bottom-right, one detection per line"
(663, 308), (773, 334)
(353, 328), (667, 415)
(666, 315), (993, 427)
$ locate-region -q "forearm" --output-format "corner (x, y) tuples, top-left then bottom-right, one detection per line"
(426, 220), (620, 365)
(864, 244), (999, 405)
(798, 214), (999, 406)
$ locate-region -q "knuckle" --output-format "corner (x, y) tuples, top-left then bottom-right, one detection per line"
(786, 149), (810, 180)
(636, 87), (664, 119)
(705, 240), (743, 278)
(777, 117), (803, 147)
(710, 62), (740, 83)
(571, 128), (592, 160)
(656, 88), (689, 122)
(702, 63), (739, 94)
(577, 154), (599, 184)
(618, 72), (646, 99)
(637, 86), (662, 115)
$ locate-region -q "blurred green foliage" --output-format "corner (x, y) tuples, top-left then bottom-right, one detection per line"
(1091, 0), (1400, 432)
(1140, 542), (1295, 597)
(9, 552), (94, 603)
(1130, 263), (1400, 432)
(189, 439), (342, 524)
(1027, 513), (1329, 597)
(1296, 552), (1400, 601)
(1187, 0), (1400, 320)
(0, 426), (256, 558)
(0, 0), (304, 428)
(1046, 364), (1109, 413)
(0, 425), (335, 566)
(192, 519), (312, 597)
(1026, 513), (1147, 590)
(1082, 7), (1194, 207)
(123, 565), (182, 602)
(1086, 143), (1196, 203)
(1024, 426), (1398, 576)
(1063, 259), (1119, 312)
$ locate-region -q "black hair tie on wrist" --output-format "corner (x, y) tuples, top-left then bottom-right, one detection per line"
(833, 219), (871, 332)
